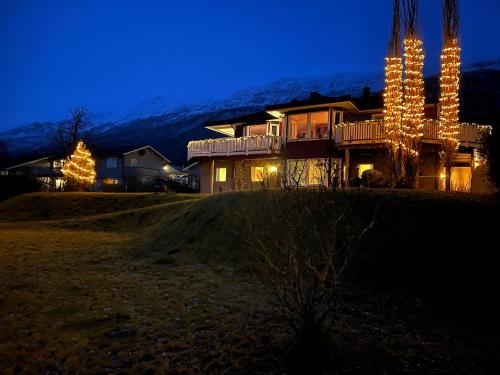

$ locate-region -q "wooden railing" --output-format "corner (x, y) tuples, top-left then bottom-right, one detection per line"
(187, 135), (281, 160)
(335, 120), (489, 146)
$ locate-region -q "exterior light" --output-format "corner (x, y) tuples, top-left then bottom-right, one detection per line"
(269, 165), (278, 173)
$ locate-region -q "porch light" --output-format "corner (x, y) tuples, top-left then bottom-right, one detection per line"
(269, 165), (278, 173)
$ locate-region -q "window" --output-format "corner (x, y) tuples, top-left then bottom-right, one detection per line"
(103, 178), (119, 185)
(357, 164), (374, 178)
(246, 125), (267, 136)
(251, 166), (265, 182)
(289, 114), (308, 139)
(286, 160), (306, 186)
(308, 160), (328, 186)
(215, 167), (227, 182)
(53, 159), (65, 169)
(107, 157), (117, 168)
(268, 122), (280, 136)
(310, 112), (329, 139)
(289, 112), (329, 140)
(130, 158), (137, 167)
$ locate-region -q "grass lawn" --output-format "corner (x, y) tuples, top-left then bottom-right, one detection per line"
(0, 191), (499, 374)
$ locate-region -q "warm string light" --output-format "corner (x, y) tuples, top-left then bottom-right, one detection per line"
(402, 37), (425, 153)
(439, 38), (461, 150)
(61, 140), (96, 186)
(383, 56), (404, 151)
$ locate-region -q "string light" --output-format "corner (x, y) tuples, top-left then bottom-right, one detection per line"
(384, 56), (404, 151)
(62, 140), (96, 187)
(439, 38), (461, 150)
(402, 37), (425, 153)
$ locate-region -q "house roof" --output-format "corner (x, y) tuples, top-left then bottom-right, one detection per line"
(266, 93), (354, 112)
(6, 155), (55, 170)
(93, 145), (171, 163)
(205, 111), (278, 127)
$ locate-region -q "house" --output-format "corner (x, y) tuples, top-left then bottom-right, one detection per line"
(187, 90), (492, 193)
(5, 145), (177, 191)
(94, 145), (177, 190)
(5, 155), (66, 190)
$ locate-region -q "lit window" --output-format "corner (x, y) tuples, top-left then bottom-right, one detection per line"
(269, 122), (280, 136)
(246, 125), (267, 136)
(289, 114), (308, 139)
(286, 160), (306, 186)
(216, 167), (227, 182)
(107, 157), (117, 168)
(251, 166), (265, 182)
(130, 158), (137, 167)
(53, 159), (65, 169)
(357, 164), (374, 178)
(103, 178), (119, 185)
(310, 112), (329, 139)
(309, 160), (327, 186)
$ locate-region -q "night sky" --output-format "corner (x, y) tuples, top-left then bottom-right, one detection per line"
(1, 0), (499, 130)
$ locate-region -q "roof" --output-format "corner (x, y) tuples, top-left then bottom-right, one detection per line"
(93, 145), (171, 163)
(205, 111), (278, 127)
(6, 155), (55, 170)
(266, 93), (354, 112)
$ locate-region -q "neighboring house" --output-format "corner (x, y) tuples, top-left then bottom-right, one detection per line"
(187, 90), (492, 193)
(5, 145), (177, 191)
(5, 155), (66, 190)
(94, 145), (176, 190)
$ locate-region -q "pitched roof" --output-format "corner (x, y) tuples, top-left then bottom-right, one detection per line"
(205, 111), (278, 127)
(6, 155), (55, 170)
(266, 93), (354, 112)
(93, 145), (170, 162)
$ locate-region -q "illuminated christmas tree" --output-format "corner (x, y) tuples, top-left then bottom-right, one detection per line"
(62, 140), (96, 190)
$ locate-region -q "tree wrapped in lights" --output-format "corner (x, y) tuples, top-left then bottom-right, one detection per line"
(439, 0), (461, 190)
(384, 0), (406, 186)
(62, 140), (96, 190)
(402, 0), (425, 186)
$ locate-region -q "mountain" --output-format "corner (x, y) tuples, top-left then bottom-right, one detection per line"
(2, 60), (500, 166)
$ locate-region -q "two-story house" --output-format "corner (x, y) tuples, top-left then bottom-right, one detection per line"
(94, 145), (177, 189)
(187, 90), (491, 193)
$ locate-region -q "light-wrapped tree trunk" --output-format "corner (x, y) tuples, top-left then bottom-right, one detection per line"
(439, 0), (461, 190)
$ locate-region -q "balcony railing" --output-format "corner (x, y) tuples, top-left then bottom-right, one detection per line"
(335, 120), (489, 146)
(188, 135), (281, 160)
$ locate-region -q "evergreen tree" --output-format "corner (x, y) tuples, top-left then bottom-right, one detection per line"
(62, 140), (96, 190)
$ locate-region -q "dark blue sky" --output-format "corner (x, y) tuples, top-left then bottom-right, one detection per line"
(1, 0), (499, 130)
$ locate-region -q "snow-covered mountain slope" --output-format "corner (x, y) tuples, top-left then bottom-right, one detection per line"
(1, 61), (500, 165)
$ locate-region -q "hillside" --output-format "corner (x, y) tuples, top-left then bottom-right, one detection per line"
(2, 61), (500, 166)
(1, 191), (499, 374)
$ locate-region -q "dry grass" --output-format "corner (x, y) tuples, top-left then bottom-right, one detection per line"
(0, 193), (287, 374)
(0, 191), (499, 374)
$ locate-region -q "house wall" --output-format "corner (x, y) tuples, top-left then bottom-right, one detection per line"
(198, 157), (281, 193)
(96, 157), (124, 180)
(123, 148), (166, 179)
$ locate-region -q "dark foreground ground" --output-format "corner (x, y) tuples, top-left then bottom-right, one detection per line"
(0, 191), (499, 374)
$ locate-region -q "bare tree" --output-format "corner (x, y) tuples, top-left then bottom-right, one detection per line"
(233, 165), (377, 373)
(53, 106), (91, 153)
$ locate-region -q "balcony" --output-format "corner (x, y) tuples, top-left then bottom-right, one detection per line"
(188, 135), (281, 160)
(335, 120), (489, 147)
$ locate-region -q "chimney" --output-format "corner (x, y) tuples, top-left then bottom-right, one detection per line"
(363, 86), (371, 99)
